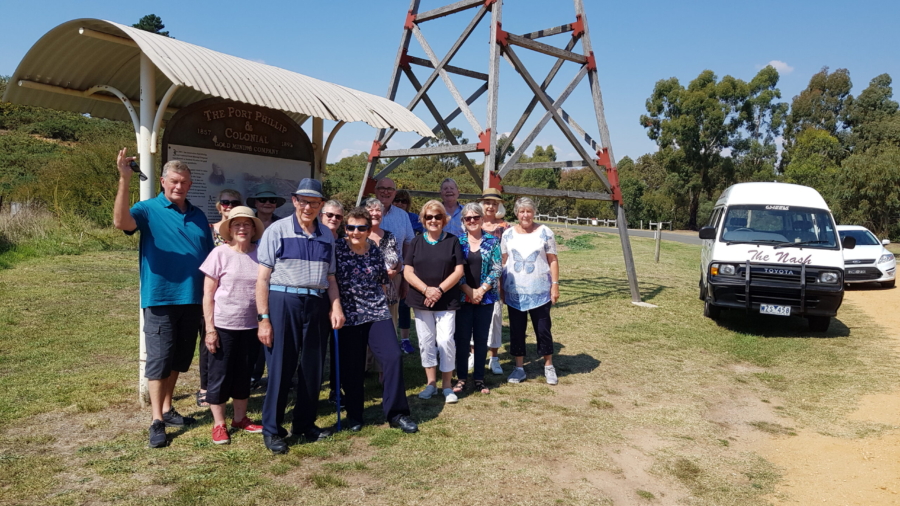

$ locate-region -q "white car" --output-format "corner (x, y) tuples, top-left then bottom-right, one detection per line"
(837, 225), (896, 288)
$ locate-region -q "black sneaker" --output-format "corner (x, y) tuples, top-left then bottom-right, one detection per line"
(389, 414), (419, 434)
(264, 434), (288, 454)
(297, 425), (332, 442)
(162, 407), (196, 427)
(148, 419), (167, 448)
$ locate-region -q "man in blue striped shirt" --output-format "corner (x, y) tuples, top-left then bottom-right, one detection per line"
(255, 178), (344, 454)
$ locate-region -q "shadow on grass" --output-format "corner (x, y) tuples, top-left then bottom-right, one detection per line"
(712, 310), (851, 338)
(557, 276), (669, 307)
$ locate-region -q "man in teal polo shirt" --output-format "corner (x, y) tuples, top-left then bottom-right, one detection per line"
(113, 148), (214, 448)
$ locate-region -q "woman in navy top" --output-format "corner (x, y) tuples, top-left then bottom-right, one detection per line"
(334, 207), (418, 433)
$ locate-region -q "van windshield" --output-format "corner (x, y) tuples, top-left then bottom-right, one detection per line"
(720, 205), (838, 248)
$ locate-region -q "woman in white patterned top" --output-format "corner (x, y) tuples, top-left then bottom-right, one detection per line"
(500, 197), (561, 386)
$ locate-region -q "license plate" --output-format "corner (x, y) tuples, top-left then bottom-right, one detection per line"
(848, 269), (866, 274)
(760, 304), (791, 316)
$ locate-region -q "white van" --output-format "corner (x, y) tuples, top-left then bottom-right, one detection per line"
(698, 182), (856, 331)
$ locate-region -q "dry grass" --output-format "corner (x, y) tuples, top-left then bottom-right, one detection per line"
(0, 231), (898, 505)
(0, 205), (136, 268)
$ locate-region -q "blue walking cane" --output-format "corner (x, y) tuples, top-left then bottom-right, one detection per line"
(333, 329), (342, 431)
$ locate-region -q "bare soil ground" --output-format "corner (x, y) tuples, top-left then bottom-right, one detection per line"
(760, 284), (900, 505)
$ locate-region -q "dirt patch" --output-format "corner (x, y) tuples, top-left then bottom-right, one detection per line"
(761, 284), (900, 505)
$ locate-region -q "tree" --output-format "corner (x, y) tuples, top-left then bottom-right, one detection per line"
(0, 75), (8, 99)
(782, 67), (852, 167)
(833, 140), (900, 237)
(843, 73), (899, 152)
(831, 74), (900, 237)
(640, 70), (744, 229)
(133, 15), (170, 37)
(782, 128), (841, 191)
(730, 66), (788, 183)
(502, 145), (561, 214)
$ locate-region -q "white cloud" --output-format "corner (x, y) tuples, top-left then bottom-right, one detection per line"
(252, 58), (266, 65)
(327, 148), (364, 163)
(766, 60), (794, 74)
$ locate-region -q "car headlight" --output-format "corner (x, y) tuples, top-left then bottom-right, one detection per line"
(879, 253), (895, 264)
(819, 271), (840, 284)
(711, 263), (737, 276)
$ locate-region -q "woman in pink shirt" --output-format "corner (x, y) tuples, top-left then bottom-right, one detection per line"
(199, 206), (265, 445)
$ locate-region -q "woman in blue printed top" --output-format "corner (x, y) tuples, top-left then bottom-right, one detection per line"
(453, 202), (502, 395)
(333, 207), (418, 434)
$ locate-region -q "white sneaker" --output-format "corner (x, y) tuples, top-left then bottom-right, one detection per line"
(489, 357), (503, 375)
(418, 384), (437, 399)
(443, 388), (458, 404)
(544, 365), (558, 385)
(467, 352), (475, 372)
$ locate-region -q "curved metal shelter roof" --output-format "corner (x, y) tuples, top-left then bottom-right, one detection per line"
(2, 18), (433, 136)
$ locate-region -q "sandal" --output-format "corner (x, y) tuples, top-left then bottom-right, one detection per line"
(474, 380), (490, 394)
(452, 379), (467, 394)
(195, 390), (209, 407)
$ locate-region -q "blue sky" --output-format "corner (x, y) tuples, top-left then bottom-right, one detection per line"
(2, 0), (899, 167)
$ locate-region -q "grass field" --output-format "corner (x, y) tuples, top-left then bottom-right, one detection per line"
(1, 230), (897, 505)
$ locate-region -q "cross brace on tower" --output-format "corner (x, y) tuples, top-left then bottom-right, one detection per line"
(357, 0), (644, 303)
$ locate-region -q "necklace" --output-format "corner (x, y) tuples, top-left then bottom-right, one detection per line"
(424, 232), (443, 245)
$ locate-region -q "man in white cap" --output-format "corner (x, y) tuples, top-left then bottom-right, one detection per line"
(255, 177), (345, 454)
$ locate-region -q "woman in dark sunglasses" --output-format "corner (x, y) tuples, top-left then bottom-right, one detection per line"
(453, 203), (501, 395)
(211, 189), (243, 247)
(403, 200), (465, 404)
(246, 183), (287, 230)
(333, 207), (418, 433)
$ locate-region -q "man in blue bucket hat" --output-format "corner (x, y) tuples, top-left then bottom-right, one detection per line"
(255, 177), (345, 454)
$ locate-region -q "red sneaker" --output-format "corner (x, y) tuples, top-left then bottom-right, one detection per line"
(231, 417), (263, 433)
(212, 424), (230, 445)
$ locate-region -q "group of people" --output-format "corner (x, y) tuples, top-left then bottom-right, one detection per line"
(114, 149), (561, 454)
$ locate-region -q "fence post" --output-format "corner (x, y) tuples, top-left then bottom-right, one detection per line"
(655, 222), (662, 263)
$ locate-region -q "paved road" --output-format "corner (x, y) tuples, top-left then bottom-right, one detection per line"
(541, 222), (702, 246)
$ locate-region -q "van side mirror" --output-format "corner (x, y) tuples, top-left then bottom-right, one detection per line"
(699, 227), (717, 240)
(883, 239), (891, 246)
(842, 236), (856, 250)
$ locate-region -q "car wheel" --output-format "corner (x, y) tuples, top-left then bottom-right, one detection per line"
(703, 300), (720, 320)
(808, 316), (830, 332)
(880, 280), (895, 289)
(699, 279), (707, 300)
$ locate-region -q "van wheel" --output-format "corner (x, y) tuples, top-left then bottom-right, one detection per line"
(699, 279), (707, 300)
(808, 316), (831, 332)
(703, 300), (720, 320)
(881, 280), (895, 289)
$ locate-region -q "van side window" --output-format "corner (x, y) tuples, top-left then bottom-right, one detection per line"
(709, 208), (723, 228)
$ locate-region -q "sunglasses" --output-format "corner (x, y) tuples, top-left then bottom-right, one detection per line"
(322, 212), (343, 221)
(463, 216), (482, 222)
(424, 214), (444, 222)
(345, 224), (370, 232)
(255, 197), (279, 204)
(394, 199), (409, 204)
(375, 186), (396, 192)
(220, 199), (241, 207)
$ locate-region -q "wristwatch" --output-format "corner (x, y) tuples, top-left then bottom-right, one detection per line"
(257, 314), (270, 322)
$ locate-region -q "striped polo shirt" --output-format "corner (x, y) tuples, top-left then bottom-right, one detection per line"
(257, 213), (335, 290)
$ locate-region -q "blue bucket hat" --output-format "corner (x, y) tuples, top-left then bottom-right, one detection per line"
(292, 178), (325, 199)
